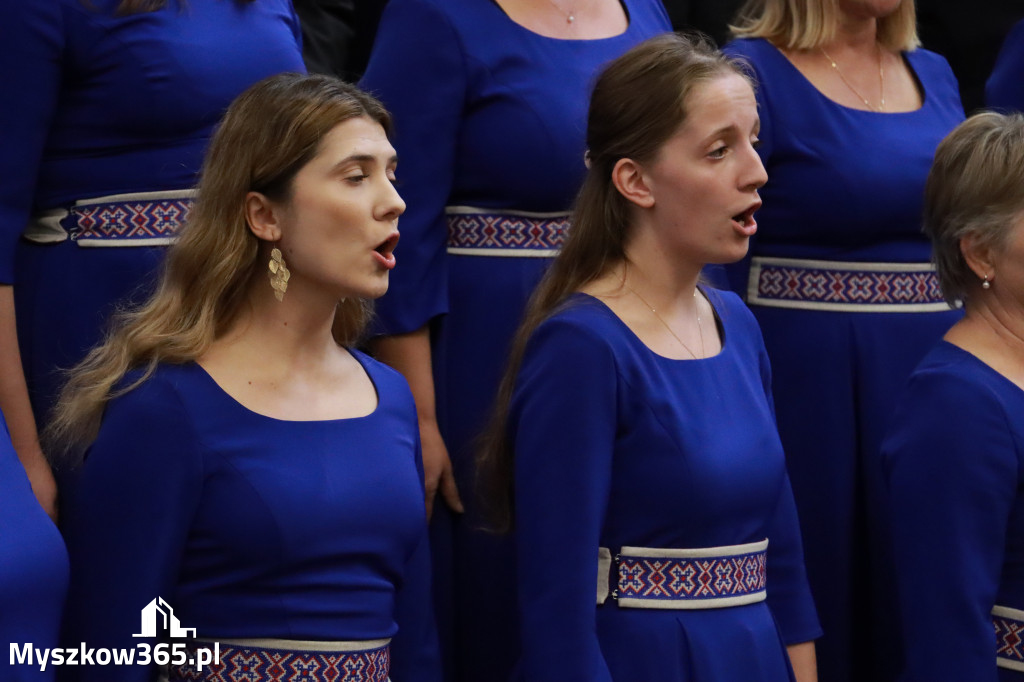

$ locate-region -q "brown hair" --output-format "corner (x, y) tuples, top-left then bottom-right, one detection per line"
(476, 33), (750, 532)
(730, 0), (919, 52)
(924, 111), (1024, 305)
(46, 73), (391, 458)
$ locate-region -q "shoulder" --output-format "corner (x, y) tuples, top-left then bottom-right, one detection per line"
(888, 343), (1022, 455)
(520, 297), (624, 373)
(901, 345), (1010, 413)
(723, 37), (776, 66)
(708, 288), (764, 344)
(350, 347), (419, 417)
(532, 296), (622, 350)
(905, 47), (960, 94)
(376, 0), (467, 32)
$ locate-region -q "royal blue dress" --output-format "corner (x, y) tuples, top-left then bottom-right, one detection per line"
(0, 0), (305, 427)
(62, 353), (440, 682)
(0, 412), (69, 682)
(723, 37), (964, 682)
(883, 341), (1024, 681)
(359, 2), (669, 679)
(987, 19), (1024, 112)
(509, 291), (820, 681)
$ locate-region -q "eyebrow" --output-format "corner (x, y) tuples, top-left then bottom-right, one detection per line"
(331, 153), (399, 171)
(701, 120), (761, 145)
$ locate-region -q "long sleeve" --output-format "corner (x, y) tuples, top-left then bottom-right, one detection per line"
(63, 375), (204, 682)
(358, 0), (467, 334)
(0, 0), (63, 283)
(389, 432), (442, 682)
(883, 370), (1018, 682)
(511, 318), (618, 682)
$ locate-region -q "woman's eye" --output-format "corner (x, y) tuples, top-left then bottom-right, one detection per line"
(708, 146), (728, 159)
(345, 174), (369, 184)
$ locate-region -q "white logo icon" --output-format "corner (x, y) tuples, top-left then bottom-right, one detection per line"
(133, 598), (196, 638)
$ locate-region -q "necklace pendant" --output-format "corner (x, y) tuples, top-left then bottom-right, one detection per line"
(567, 13), (574, 22)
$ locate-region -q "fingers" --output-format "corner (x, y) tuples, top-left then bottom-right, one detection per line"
(439, 462), (464, 515)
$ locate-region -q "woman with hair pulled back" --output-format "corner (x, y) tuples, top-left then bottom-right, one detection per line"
(480, 34), (821, 682)
(53, 73), (440, 682)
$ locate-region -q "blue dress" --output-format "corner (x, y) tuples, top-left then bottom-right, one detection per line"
(0, 0), (305, 427)
(883, 341), (1024, 681)
(509, 291), (820, 681)
(723, 37), (965, 682)
(0, 412), (69, 682)
(62, 353), (440, 682)
(987, 19), (1024, 112)
(359, 2), (669, 679)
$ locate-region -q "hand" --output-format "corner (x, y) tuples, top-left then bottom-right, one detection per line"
(21, 444), (58, 522)
(419, 418), (463, 520)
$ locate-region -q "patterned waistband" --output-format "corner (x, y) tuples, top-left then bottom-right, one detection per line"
(597, 539), (768, 609)
(748, 256), (950, 313)
(24, 190), (195, 247)
(994, 605), (1024, 673)
(445, 205), (569, 257)
(168, 638), (390, 682)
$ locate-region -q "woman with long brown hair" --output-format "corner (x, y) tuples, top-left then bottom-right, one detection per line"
(55, 74), (439, 682)
(0, 0), (304, 520)
(480, 33), (820, 681)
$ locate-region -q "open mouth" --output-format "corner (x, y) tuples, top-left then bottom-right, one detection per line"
(373, 232), (400, 269)
(374, 233), (399, 258)
(731, 201), (761, 233)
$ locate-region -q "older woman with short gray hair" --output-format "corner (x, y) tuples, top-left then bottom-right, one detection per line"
(883, 111), (1024, 681)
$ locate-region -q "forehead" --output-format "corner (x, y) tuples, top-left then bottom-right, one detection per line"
(678, 74), (758, 136)
(312, 116), (395, 162)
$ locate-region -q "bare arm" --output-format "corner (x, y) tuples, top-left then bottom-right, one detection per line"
(0, 285), (57, 520)
(373, 326), (462, 519)
(787, 641), (818, 682)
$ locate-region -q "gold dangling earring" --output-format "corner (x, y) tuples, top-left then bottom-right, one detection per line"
(268, 245), (290, 301)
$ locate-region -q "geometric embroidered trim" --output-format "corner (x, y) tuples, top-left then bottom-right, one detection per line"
(168, 641), (391, 682)
(614, 539), (768, 610)
(445, 205), (570, 257)
(748, 256), (950, 313)
(71, 197), (193, 242)
(994, 605), (1024, 672)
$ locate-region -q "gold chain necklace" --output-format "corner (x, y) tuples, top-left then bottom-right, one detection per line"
(626, 285), (705, 360)
(820, 44), (885, 111)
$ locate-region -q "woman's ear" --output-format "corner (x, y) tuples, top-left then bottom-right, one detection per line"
(960, 232), (994, 283)
(611, 157), (655, 208)
(244, 191), (283, 242)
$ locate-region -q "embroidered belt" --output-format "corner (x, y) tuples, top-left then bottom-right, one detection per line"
(445, 205), (570, 257)
(597, 539), (768, 609)
(168, 638), (391, 682)
(747, 256), (950, 313)
(994, 605), (1024, 672)
(23, 190), (195, 247)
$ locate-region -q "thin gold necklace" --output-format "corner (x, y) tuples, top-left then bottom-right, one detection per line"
(820, 44), (885, 111)
(626, 285), (705, 360)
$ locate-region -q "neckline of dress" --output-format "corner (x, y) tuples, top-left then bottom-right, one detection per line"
(762, 39), (929, 116)
(190, 350), (383, 425)
(486, 0), (633, 43)
(573, 289), (728, 363)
